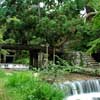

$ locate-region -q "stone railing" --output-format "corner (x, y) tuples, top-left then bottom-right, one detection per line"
(0, 63), (29, 70)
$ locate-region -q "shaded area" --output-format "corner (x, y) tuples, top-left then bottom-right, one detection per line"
(92, 52), (100, 62)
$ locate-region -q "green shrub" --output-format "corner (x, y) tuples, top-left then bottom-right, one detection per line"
(14, 58), (29, 64)
(6, 72), (64, 100)
(6, 72), (32, 87)
(24, 81), (64, 100)
(0, 69), (5, 78)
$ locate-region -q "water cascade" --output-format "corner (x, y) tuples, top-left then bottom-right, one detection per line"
(58, 79), (100, 100)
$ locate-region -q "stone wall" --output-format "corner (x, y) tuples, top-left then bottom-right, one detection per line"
(63, 51), (100, 67)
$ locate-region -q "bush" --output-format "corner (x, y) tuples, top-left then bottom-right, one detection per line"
(14, 58), (29, 64)
(6, 71), (64, 100)
(6, 72), (31, 87)
(0, 69), (6, 78)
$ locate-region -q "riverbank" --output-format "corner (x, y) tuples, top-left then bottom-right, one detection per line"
(2, 69), (100, 82)
(0, 69), (64, 100)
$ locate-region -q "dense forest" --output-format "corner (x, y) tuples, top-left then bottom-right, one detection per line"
(0, 1), (100, 100)
(0, 0), (100, 65)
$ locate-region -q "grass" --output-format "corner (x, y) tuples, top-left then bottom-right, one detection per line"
(0, 69), (64, 100)
(0, 69), (10, 100)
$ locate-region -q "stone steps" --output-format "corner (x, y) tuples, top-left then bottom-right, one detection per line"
(82, 53), (100, 68)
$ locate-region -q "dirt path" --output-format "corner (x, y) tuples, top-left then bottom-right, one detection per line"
(41, 72), (100, 83)
(60, 73), (100, 81)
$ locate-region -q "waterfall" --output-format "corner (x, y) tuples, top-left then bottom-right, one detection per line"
(66, 93), (100, 100)
(57, 79), (100, 100)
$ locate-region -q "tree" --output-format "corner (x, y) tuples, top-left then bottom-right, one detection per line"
(0, 0), (85, 65)
(0, 0), (99, 66)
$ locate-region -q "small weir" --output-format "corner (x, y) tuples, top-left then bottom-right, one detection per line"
(57, 79), (100, 100)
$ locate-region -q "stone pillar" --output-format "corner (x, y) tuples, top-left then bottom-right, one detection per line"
(46, 43), (49, 66)
(72, 51), (82, 66)
(43, 53), (48, 67)
(4, 55), (6, 63)
(38, 52), (44, 67)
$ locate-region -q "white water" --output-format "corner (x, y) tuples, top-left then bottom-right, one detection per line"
(65, 93), (100, 100)
(0, 63), (29, 70)
(58, 79), (100, 100)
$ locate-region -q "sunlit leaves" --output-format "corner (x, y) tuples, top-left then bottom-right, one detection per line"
(87, 0), (100, 11)
(87, 38), (100, 54)
(0, 0), (99, 54)
(92, 13), (100, 31)
(0, 25), (6, 44)
(5, 38), (15, 44)
(7, 17), (24, 30)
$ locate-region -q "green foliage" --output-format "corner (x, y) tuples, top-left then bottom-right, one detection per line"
(0, 25), (6, 44)
(7, 17), (24, 30)
(88, 0), (100, 11)
(29, 36), (45, 45)
(6, 72), (30, 87)
(68, 19), (95, 52)
(38, 56), (83, 77)
(92, 13), (100, 31)
(0, 0), (88, 47)
(14, 58), (29, 64)
(14, 50), (29, 64)
(6, 71), (64, 100)
(5, 38), (15, 44)
(87, 38), (100, 54)
(54, 56), (83, 73)
(0, 69), (6, 78)
(0, 0), (99, 63)
(75, 0), (87, 10)
(0, 49), (8, 55)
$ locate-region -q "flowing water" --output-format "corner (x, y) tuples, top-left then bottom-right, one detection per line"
(57, 79), (100, 100)
(66, 93), (100, 100)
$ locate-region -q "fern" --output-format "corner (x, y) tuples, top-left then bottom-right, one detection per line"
(87, 38), (100, 54)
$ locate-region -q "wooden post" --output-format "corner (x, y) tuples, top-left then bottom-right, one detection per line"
(46, 43), (49, 66)
(53, 47), (56, 64)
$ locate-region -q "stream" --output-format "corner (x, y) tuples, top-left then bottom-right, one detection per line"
(66, 93), (100, 100)
(58, 79), (100, 100)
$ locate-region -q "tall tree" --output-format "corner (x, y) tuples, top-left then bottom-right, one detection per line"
(0, 0), (99, 66)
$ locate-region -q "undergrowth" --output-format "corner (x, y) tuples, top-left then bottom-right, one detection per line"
(0, 70), (64, 100)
